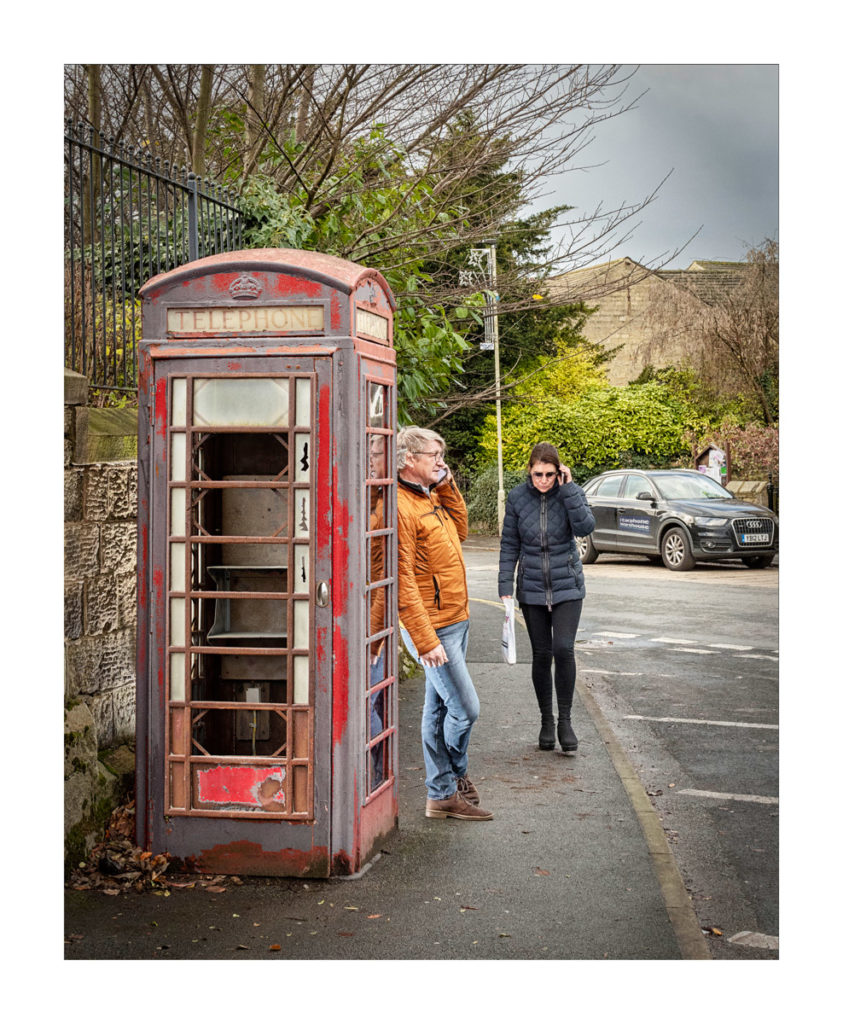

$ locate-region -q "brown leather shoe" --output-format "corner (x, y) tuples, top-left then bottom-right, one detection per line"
(425, 791), (493, 820)
(456, 776), (480, 805)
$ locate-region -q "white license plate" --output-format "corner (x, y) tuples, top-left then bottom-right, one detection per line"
(741, 533), (770, 544)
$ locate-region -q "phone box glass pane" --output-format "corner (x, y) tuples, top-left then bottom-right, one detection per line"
(170, 543), (186, 591)
(170, 433), (186, 481)
(294, 600), (309, 648)
(295, 379), (311, 427)
(170, 488), (186, 536)
(293, 545), (309, 592)
(193, 378), (289, 427)
(170, 598), (185, 646)
(170, 653), (185, 701)
(171, 378), (186, 426)
(293, 657), (309, 704)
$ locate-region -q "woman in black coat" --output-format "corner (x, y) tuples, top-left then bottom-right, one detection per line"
(498, 442), (595, 753)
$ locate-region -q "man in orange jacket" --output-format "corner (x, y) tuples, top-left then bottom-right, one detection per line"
(396, 426), (493, 821)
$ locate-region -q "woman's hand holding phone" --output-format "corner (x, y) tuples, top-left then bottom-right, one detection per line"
(558, 463), (572, 484)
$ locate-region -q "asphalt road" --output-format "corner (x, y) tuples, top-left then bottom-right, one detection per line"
(464, 541), (779, 959)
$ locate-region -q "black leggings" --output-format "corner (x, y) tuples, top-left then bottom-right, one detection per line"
(520, 599), (584, 716)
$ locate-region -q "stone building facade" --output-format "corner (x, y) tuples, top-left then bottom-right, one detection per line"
(547, 258), (746, 386)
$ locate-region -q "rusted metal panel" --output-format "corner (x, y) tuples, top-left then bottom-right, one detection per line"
(195, 764), (287, 810)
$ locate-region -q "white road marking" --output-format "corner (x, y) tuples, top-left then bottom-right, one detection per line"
(678, 789), (778, 805)
(708, 643), (754, 651)
(583, 669), (643, 676)
(593, 631), (640, 639)
(727, 931), (779, 950)
(676, 648), (714, 655)
(650, 637), (698, 644)
(625, 715), (778, 730)
(735, 653), (779, 662)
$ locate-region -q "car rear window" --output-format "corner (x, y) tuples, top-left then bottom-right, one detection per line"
(594, 476), (624, 497)
(622, 474), (651, 498)
(655, 475), (732, 500)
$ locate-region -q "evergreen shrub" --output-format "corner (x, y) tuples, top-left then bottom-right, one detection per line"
(466, 465), (525, 532)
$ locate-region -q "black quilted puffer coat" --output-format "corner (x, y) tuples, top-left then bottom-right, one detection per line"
(498, 477), (595, 608)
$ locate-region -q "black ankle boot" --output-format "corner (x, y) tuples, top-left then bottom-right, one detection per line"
(557, 712), (578, 755)
(539, 716), (556, 750)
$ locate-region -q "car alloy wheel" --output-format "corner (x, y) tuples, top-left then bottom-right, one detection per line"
(576, 534), (599, 564)
(661, 527), (695, 571)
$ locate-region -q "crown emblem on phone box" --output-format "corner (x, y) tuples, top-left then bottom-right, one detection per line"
(229, 273), (262, 300)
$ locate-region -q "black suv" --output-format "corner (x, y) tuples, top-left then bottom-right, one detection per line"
(578, 469), (778, 571)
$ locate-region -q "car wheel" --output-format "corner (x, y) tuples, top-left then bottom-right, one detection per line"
(576, 534), (599, 564)
(660, 527), (696, 571)
(742, 554), (775, 569)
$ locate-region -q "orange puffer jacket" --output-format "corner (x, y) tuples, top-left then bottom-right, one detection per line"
(397, 475), (469, 656)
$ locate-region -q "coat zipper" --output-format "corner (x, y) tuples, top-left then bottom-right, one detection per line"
(540, 493), (552, 609)
(421, 492), (461, 614)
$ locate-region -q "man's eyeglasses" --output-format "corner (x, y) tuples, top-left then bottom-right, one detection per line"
(531, 471), (558, 480)
(416, 450), (445, 462)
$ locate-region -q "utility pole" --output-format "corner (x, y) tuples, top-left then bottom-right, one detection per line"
(461, 241), (505, 533)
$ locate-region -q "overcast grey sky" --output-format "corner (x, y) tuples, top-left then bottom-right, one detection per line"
(544, 64), (779, 270)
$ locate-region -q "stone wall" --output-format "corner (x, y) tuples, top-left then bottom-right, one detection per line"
(64, 370), (138, 866)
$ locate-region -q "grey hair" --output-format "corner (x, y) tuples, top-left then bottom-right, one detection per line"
(396, 425), (445, 469)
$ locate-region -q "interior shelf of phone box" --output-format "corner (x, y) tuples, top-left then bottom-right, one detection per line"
(206, 565), (289, 642)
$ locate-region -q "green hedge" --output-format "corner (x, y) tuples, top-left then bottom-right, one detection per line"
(476, 381), (695, 483)
(466, 465), (526, 531)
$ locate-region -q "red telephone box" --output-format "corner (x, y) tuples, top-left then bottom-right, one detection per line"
(136, 249), (398, 876)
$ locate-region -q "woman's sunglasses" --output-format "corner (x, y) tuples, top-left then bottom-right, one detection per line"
(531, 471), (558, 480)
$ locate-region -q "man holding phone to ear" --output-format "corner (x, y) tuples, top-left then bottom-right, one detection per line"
(395, 426), (493, 821)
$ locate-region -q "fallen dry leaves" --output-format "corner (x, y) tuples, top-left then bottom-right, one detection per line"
(68, 801), (171, 894)
(67, 801), (242, 896)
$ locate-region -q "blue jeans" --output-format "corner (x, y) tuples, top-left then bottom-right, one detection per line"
(401, 619), (480, 800)
(369, 650), (385, 789)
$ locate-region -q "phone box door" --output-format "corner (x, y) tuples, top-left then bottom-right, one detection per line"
(137, 355), (333, 876)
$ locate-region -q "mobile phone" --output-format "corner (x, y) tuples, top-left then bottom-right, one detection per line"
(437, 466), (448, 483)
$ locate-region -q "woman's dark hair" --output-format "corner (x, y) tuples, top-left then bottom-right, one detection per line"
(528, 442), (561, 471)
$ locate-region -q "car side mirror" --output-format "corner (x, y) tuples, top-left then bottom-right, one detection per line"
(636, 491), (656, 502)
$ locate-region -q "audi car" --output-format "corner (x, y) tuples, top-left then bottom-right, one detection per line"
(577, 469), (778, 571)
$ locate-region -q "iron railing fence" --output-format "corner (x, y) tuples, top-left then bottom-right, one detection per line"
(64, 120), (244, 393)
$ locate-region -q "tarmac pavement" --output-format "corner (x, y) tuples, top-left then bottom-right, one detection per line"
(65, 606), (704, 960)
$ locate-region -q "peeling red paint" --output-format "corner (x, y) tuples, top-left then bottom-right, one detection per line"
(317, 383), (332, 557)
(330, 291), (342, 330)
(181, 841), (330, 878)
(331, 850), (353, 875)
(226, 361), (243, 371)
(138, 522), (149, 609)
(275, 273), (322, 298)
(154, 377), (168, 439)
(210, 274), (233, 295)
(332, 628), (349, 747)
(196, 764), (287, 809)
